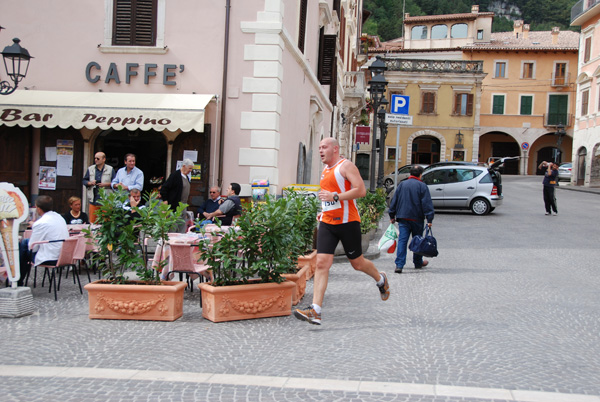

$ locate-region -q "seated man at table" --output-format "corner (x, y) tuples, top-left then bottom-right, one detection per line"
(202, 183), (242, 226)
(18, 195), (69, 286)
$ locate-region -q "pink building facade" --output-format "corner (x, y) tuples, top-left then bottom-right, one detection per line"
(0, 0), (363, 213)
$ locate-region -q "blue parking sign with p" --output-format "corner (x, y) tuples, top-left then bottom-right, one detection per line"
(391, 95), (410, 115)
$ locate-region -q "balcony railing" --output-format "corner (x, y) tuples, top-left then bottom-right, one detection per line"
(384, 58), (484, 73)
(544, 113), (572, 127)
(551, 72), (571, 87)
(572, 0), (600, 24)
(343, 71), (366, 98)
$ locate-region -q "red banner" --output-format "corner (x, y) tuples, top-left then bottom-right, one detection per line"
(356, 125), (370, 144)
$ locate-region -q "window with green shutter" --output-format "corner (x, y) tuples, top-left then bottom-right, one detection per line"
(492, 95), (505, 115)
(520, 95), (533, 115)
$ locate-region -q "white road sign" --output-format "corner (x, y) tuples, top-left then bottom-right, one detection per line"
(385, 114), (413, 125)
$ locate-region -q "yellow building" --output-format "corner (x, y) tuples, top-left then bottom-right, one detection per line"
(463, 21), (579, 174)
(382, 58), (486, 172)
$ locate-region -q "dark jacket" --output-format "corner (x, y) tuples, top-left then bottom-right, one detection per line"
(220, 195), (242, 226)
(388, 176), (435, 223)
(198, 197), (221, 215)
(160, 170), (186, 210)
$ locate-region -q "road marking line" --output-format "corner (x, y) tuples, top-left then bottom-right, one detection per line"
(0, 365), (598, 401)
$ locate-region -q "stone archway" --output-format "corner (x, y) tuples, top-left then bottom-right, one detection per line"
(407, 130), (446, 164)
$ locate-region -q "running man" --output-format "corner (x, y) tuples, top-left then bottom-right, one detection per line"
(293, 137), (389, 325)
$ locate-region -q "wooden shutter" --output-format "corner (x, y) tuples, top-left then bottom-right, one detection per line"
(422, 92), (435, 113)
(582, 90), (589, 116)
(113, 0), (157, 46)
(318, 34), (337, 85)
(584, 37), (592, 63)
(466, 94), (473, 115)
(492, 95), (504, 114)
(520, 96), (532, 115)
(298, 0), (308, 53)
(453, 93), (461, 115)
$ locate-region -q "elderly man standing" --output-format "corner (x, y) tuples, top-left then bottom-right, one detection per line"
(388, 165), (434, 274)
(111, 153), (144, 192)
(160, 159), (194, 233)
(82, 151), (115, 222)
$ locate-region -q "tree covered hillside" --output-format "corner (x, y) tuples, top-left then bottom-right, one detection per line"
(363, 0), (579, 41)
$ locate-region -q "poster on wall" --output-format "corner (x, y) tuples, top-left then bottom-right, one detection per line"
(56, 139), (74, 176)
(183, 150), (198, 162)
(39, 166), (57, 190)
(191, 164), (202, 180)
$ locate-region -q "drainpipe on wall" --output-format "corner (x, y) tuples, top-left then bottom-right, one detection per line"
(217, 0), (231, 188)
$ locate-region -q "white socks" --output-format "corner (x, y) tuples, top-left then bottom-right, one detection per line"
(311, 304), (322, 314)
(376, 274), (385, 287)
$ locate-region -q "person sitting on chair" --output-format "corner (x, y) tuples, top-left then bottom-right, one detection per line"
(18, 195), (69, 286)
(203, 183), (242, 226)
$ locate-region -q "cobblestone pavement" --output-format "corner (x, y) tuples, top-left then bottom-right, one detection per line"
(2, 176), (599, 401)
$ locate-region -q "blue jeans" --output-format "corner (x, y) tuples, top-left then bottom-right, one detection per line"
(395, 219), (425, 269)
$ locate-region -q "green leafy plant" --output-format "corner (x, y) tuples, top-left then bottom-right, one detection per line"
(135, 192), (187, 283)
(357, 188), (387, 234)
(195, 194), (316, 286)
(84, 189), (144, 284)
(84, 189), (186, 285)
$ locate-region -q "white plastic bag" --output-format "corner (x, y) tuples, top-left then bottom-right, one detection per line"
(378, 223), (399, 254)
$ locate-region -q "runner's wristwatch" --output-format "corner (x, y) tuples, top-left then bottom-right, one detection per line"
(332, 192), (339, 202)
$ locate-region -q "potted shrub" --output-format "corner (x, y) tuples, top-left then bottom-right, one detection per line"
(196, 195), (307, 322)
(278, 191), (318, 303)
(83, 189), (188, 321)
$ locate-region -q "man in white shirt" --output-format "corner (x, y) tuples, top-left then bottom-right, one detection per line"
(18, 195), (69, 286)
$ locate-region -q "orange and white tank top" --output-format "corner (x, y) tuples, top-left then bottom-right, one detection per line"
(319, 158), (361, 225)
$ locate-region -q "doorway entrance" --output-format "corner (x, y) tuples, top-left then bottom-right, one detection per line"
(95, 129), (167, 192)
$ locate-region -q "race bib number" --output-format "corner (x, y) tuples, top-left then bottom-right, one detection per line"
(322, 200), (341, 212)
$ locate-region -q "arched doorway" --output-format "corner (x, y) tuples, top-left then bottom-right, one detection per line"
(536, 146), (561, 175)
(95, 129), (167, 193)
(577, 147), (587, 186)
(412, 135), (441, 164)
(478, 131), (520, 174)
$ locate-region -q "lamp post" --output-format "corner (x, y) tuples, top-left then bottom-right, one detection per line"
(0, 31), (33, 95)
(368, 56), (388, 192)
(554, 123), (566, 164)
(376, 103), (389, 188)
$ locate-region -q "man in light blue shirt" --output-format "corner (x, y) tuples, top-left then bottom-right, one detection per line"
(111, 153), (144, 192)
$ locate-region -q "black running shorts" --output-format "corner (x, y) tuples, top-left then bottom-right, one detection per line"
(317, 221), (362, 260)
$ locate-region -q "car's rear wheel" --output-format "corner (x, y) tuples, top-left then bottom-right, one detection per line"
(384, 178), (394, 189)
(470, 198), (491, 215)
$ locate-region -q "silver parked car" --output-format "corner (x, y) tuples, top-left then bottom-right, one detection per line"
(558, 162), (572, 181)
(421, 164), (503, 215)
(384, 164), (428, 189)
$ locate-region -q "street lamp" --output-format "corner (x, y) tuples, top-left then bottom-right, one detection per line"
(0, 31), (33, 95)
(554, 123), (566, 163)
(376, 104), (389, 188)
(368, 56), (388, 192)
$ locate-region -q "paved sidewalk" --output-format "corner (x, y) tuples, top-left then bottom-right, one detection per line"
(2, 178), (600, 401)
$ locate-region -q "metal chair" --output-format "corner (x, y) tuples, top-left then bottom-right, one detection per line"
(32, 237), (81, 301)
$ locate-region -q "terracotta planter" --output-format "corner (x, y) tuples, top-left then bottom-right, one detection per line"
(198, 280), (295, 322)
(298, 250), (317, 280)
(282, 263), (310, 306)
(84, 280), (186, 321)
